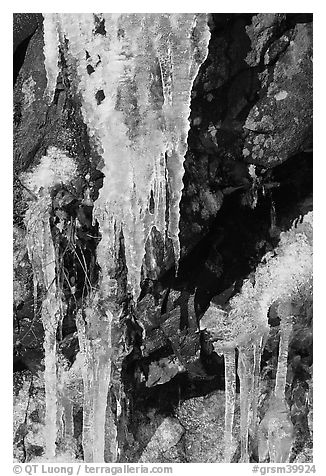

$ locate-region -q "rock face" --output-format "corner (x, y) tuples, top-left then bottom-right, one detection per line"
(176, 391), (240, 462)
(243, 18), (312, 166)
(138, 417), (185, 463)
(13, 13), (312, 463)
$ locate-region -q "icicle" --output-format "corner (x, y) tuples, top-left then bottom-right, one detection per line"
(105, 397), (119, 463)
(43, 14), (60, 104)
(258, 396), (294, 463)
(251, 334), (264, 440)
(25, 199), (61, 461)
(62, 396), (74, 440)
(76, 303), (113, 463)
(223, 348), (236, 462)
(269, 197), (277, 236)
(268, 302), (294, 463)
(155, 14), (210, 271)
(43, 298), (61, 460)
(33, 275), (38, 320)
(238, 344), (255, 463)
(23, 147), (78, 460)
(258, 302), (294, 463)
(57, 359), (75, 449)
(275, 303), (293, 400)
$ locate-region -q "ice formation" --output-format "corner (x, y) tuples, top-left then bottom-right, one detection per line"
(26, 200), (59, 461)
(223, 349), (236, 462)
(251, 335), (265, 439)
(75, 303), (114, 462)
(275, 303), (294, 400)
(202, 212), (313, 462)
(43, 13), (210, 297)
(258, 302), (295, 463)
(43, 14), (60, 104)
(36, 13), (210, 463)
(24, 147), (77, 460)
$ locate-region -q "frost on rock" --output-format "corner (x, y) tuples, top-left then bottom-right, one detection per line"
(23, 147), (78, 195)
(43, 13), (210, 297)
(23, 147), (77, 460)
(201, 212), (312, 462)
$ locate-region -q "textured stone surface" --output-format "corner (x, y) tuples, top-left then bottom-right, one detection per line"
(176, 391), (240, 462)
(243, 22), (312, 166)
(138, 417), (185, 463)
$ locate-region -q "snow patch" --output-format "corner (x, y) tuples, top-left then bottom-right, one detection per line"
(23, 147), (77, 195)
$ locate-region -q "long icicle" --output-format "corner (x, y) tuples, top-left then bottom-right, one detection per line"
(266, 302), (294, 463)
(275, 309), (293, 400)
(76, 303), (113, 462)
(251, 335), (264, 442)
(238, 344), (255, 463)
(57, 360), (75, 452)
(224, 348), (236, 462)
(25, 199), (61, 460)
(42, 295), (60, 460)
(92, 312), (113, 463)
(76, 308), (94, 462)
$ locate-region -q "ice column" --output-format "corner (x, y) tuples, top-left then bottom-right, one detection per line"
(238, 344), (255, 463)
(76, 303), (113, 463)
(57, 359), (76, 453)
(25, 197), (61, 460)
(223, 349), (236, 462)
(43, 13), (60, 104)
(154, 14), (210, 269)
(257, 302), (295, 463)
(251, 335), (265, 441)
(268, 302), (294, 463)
(275, 302), (293, 400)
(23, 148), (77, 460)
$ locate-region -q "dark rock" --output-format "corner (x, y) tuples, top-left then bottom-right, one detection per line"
(176, 391), (240, 462)
(13, 13), (43, 53)
(243, 23), (312, 166)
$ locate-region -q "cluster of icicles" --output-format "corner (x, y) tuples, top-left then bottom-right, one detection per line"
(202, 212), (313, 462)
(43, 12), (211, 298)
(24, 13), (211, 462)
